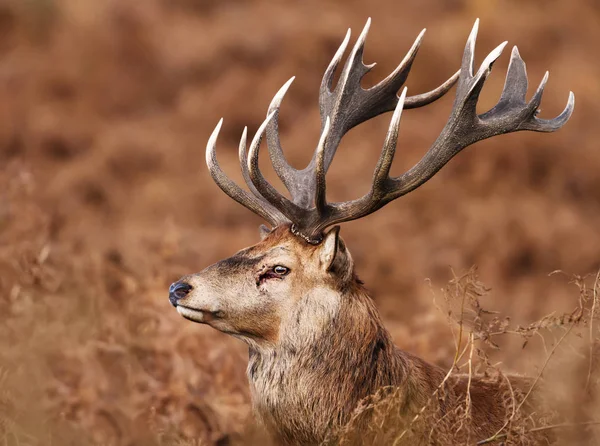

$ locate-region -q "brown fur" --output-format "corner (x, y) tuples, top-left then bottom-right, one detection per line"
(174, 225), (531, 444)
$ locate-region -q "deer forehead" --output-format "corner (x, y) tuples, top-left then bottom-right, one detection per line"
(242, 229), (325, 265)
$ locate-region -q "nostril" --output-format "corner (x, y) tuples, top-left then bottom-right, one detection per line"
(174, 283), (192, 299)
(169, 282), (193, 306)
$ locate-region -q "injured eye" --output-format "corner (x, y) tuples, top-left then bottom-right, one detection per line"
(258, 265), (290, 285)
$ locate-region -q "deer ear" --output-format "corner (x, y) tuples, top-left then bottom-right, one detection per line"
(259, 225), (272, 240)
(320, 226), (340, 271)
(319, 226), (352, 277)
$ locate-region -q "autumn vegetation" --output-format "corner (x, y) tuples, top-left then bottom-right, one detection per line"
(0, 0), (599, 444)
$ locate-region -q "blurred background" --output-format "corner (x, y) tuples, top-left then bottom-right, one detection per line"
(0, 0), (598, 444)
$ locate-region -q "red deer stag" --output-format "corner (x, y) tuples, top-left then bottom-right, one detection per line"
(169, 19), (574, 445)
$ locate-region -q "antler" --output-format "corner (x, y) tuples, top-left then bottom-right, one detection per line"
(207, 19), (574, 243)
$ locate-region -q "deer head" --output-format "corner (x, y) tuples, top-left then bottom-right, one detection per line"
(169, 18), (574, 353)
(170, 224), (353, 351)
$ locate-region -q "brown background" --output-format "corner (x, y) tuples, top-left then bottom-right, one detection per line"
(0, 0), (599, 444)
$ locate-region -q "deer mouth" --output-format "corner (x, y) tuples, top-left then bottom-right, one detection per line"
(176, 305), (221, 324)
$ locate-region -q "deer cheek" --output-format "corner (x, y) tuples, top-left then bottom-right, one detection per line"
(258, 314), (281, 343)
(234, 311), (281, 343)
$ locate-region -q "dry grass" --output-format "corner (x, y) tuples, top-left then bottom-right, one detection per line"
(0, 0), (599, 444)
(335, 268), (600, 445)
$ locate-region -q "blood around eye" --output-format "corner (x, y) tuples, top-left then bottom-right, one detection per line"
(257, 270), (281, 285)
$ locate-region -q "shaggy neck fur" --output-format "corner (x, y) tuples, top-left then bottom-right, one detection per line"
(247, 278), (447, 445)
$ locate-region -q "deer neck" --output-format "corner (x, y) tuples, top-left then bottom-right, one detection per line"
(246, 280), (441, 444)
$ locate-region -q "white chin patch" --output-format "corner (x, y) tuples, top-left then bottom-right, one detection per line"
(177, 306), (205, 323)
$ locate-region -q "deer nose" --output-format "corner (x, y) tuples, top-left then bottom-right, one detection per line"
(169, 282), (193, 307)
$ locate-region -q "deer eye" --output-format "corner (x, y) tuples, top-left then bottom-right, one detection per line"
(257, 265), (290, 285)
(273, 265), (289, 276)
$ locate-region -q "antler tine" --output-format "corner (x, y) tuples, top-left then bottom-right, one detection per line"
(374, 28), (425, 97)
(238, 126), (269, 202)
(320, 28), (353, 98)
(496, 46), (528, 106)
(403, 69), (460, 108)
(247, 112), (305, 223)
(206, 120), (289, 226)
(314, 116), (331, 215)
(453, 20), (508, 115)
(372, 87), (408, 194)
(463, 18), (479, 78)
(361, 28), (460, 110)
(265, 77), (300, 200)
(525, 76), (575, 132)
